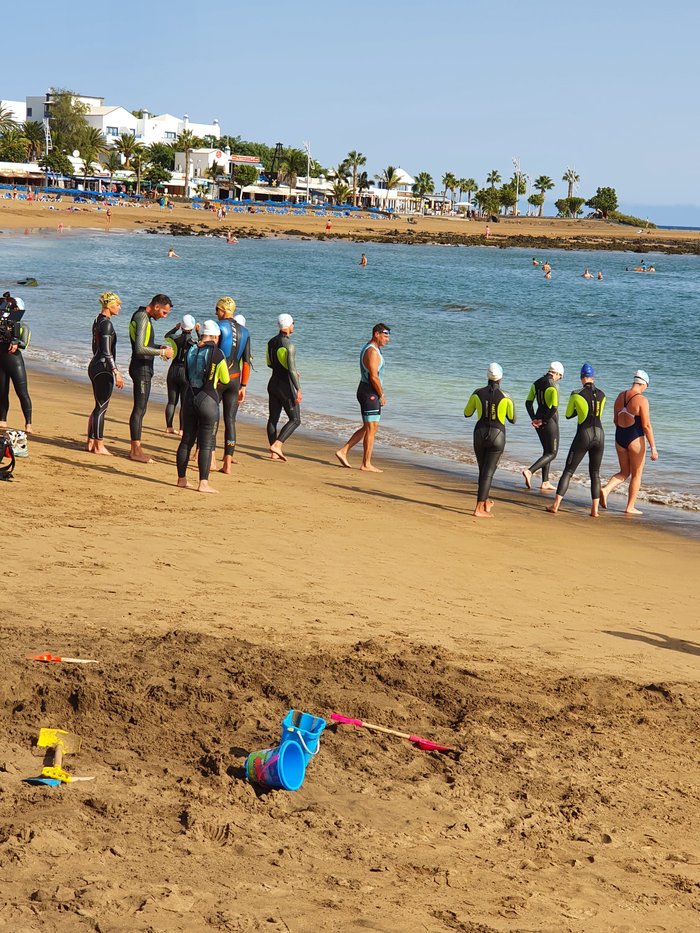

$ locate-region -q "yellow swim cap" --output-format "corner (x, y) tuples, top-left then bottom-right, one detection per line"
(216, 296), (236, 314)
(99, 291), (121, 308)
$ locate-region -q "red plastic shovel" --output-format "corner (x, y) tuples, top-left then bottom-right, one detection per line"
(331, 712), (456, 753)
(26, 652), (97, 664)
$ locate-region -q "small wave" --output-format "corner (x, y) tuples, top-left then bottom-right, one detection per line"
(443, 304), (475, 313)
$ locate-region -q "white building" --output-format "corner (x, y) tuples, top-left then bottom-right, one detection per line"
(174, 148), (262, 197)
(85, 106), (138, 140)
(1, 100), (27, 123)
(138, 111), (220, 147)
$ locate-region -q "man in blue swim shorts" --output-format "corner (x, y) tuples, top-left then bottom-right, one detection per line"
(335, 323), (391, 473)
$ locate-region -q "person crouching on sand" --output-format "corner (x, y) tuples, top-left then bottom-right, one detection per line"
(336, 323), (391, 473)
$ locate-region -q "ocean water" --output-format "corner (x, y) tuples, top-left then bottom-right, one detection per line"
(2, 228), (698, 513)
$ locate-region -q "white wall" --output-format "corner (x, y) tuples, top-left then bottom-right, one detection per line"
(1, 100), (27, 123)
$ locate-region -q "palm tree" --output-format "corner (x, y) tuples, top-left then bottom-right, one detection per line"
(177, 129), (202, 199)
(533, 175), (555, 217)
(346, 150), (366, 207)
(103, 150), (122, 184)
(279, 148), (307, 202)
(130, 147), (147, 196)
(115, 132), (138, 168)
(0, 104), (17, 134)
(22, 121), (46, 161)
(462, 177), (478, 214)
(333, 160), (350, 183)
(0, 127), (30, 162)
(330, 180), (351, 205)
(562, 167), (579, 199)
(487, 169), (501, 188)
(412, 171), (434, 213)
(442, 172), (458, 214)
(375, 165), (402, 211)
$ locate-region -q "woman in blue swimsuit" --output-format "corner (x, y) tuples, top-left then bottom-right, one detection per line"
(600, 370), (657, 515)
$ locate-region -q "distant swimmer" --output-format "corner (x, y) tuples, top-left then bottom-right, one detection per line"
(216, 296), (252, 473)
(600, 370), (657, 515)
(164, 314), (198, 434)
(176, 320), (230, 494)
(532, 257), (540, 266)
(167, 247), (180, 259)
(128, 294), (174, 463)
(336, 323), (391, 473)
(464, 363), (516, 518)
(0, 293), (32, 433)
(582, 268), (593, 279)
(266, 313), (301, 461)
(359, 253), (368, 267)
(597, 271), (603, 280)
(542, 261), (551, 274)
(544, 270), (552, 279)
(522, 361), (564, 493)
(547, 363), (606, 518)
(226, 233), (238, 244)
(86, 292), (124, 455)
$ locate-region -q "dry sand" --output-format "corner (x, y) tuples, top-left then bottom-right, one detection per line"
(2, 198), (700, 253)
(1, 370), (699, 932)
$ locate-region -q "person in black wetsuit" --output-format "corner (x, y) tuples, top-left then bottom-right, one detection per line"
(266, 313), (301, 461)
(164, 314), (198, 434)
(215, 297), (252, 473)
(464, 363), (516, 518)
(547, 363), (606, 518)
(128, 294), (174, 463)
(87, 291), (124, 455)
(0, 293), (33, 433)
(522, 361), (564, 493)
(176, 319), (230, 494)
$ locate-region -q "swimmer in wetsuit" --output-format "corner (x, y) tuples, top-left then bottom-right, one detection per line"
(547, 363), (606, 517)
(522, 361), (564, 493)
(464, 363), (516, 518)
(600, 369), (657, 515)
(176, 319), (230, 494)
(266, 313), (301, 461)
(128, 294), (174, 463)
(335, 323), (391, 472)
(164, 314), (198, 434)
(87, 292), (125, 455)
(0, 293), (33, 433)
(215, 297), (252, 473)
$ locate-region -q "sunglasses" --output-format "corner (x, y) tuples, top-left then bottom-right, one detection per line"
(381, 330), (391, 335)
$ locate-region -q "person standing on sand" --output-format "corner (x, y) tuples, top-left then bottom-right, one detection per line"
(485, 224), (491, 239)
(464, 363), (516, 519)
(87, 292), (124, 455)
(0, 294), (32, 434)
(215, 297), (252, 473)
(325, 219), (332, 234)
(600, 370), (657, 515)
(164, 314), (199, 434)
(266, 314), (302, 461)
(522, 361), (564, 493)
(128, 295), (174, 463)
(547, 363), (606, 518)
(176, 320), (230, 494)
(336, 323), (391, 473)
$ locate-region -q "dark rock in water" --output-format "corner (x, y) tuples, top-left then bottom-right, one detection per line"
(17, 278), (38, 286)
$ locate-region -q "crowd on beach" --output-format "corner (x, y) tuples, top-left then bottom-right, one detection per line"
(0, 280), (658, 516)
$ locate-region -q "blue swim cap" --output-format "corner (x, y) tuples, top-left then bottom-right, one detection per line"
(580, 362), (595, 377)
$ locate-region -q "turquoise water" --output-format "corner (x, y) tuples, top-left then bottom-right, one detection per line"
(2, 228), (698, 511)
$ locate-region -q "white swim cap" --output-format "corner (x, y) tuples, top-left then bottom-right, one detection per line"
(13, 297), (25, 312)
(278, 313), (294, 329)
(202, 319), (221, 337)
(233, 313), (246, 327)
(487, 362), (503, 381)
(548, 361), (564, 376)
(633, 369), (650, 386)
(181, 314), (196, 331)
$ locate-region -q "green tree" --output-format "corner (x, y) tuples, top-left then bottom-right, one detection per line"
(528, 192), (545, 214)
(555, 196), (585, 218)
(0, 104), (18, 134)
(330, 179), (351, 205)
(115, 132), (138, 168)
(130, 148), (147, 195)
(412, 171), (434, 212)
(510, 171), (527, 215)
(145, 141), (175, 171)
(279, 148), (307, 201)
(47, 89), (90, 154)
(375, 165), (402, 210)
(533, 175), (554, 217)
(334, 159), (350, 183)
(499, 183), (518, 215)
(177, 129), (205, 198)
(346, 150), (366, 207)
(562, 167), (580, 199)
(487, 169), (501, 188)
(441, 172), (458, 213)
(143, 163), (172, 188)
(22, 121), (46, 161)
(585, 186), (618, 219)
(0, 127), (29, 162)
(40, 149), (74, 178)
(206, 161), (224, 184)
(231, 163), (258, 198)
(476, 186), (501, 216)
(103, 150), (123, 182)
(461, 177), (478, 211)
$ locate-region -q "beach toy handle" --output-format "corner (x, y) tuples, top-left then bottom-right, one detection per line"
(331, 713), (362, 727)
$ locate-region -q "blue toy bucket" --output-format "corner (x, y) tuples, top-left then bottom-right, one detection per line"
(245, 741), (306, 791)
(280, 710), (326, 765)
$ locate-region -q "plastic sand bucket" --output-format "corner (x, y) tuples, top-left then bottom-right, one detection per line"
(280, 710), (326, 765)
(245, 740), (306, 791)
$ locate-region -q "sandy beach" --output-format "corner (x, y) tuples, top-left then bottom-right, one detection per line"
(2, 197), (700, 254)
(1, 368), (698, 931)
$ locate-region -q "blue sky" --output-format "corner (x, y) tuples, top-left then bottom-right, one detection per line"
(3, 0), (699, 222)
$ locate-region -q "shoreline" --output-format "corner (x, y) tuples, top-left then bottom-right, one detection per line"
(3, 198), (700, 254)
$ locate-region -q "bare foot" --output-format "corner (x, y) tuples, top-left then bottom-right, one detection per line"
(197, 482), (219, 494)
(25, 424), (33, 435)
(360, 464), (383, 473)
(522, 468), (532, 490)
(590, 510), (599, 518)
(91, 446), (113, 456)
(165, 427), (176, 435)
(599, 488), (608, 510)
(129, 452), (155, 464)
(176, 478), (191, 489)
(473, 509), (492, 519)
(269, 443), (288, 462)
(177, 429), (183, 437)
(546, 505), (559, 514)
(86, 439), (94, 452)
(485, 499), (494, 513)
(541, 482), (556, 493)
(624, 507), (643, 515)
(219, 458), (238, 474)
(335, 450), (351, 468)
